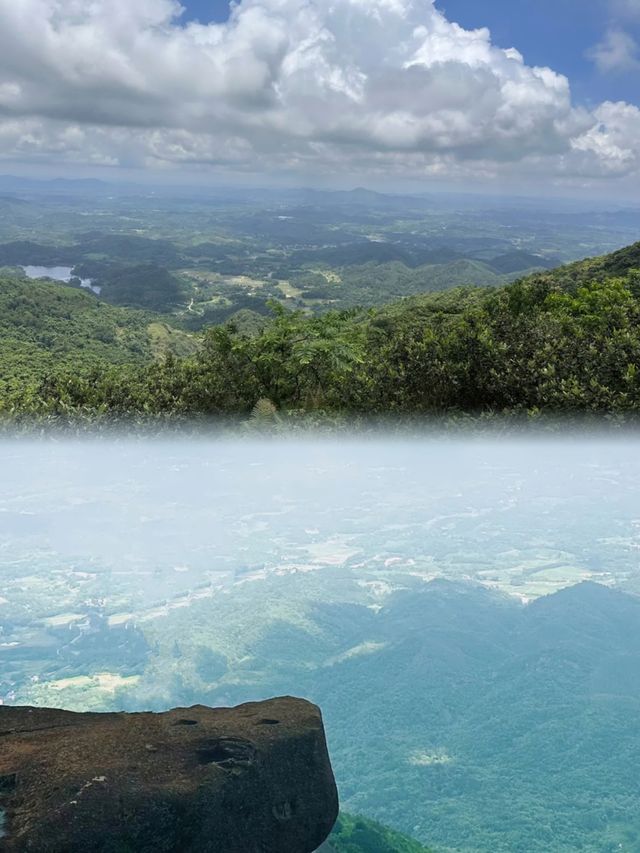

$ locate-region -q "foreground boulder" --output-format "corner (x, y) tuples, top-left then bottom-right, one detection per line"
(0, 696), (338, 852)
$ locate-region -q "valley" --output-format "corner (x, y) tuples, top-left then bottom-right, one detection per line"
(1, 438), (640, 851)
(2, 179), (640, 323)
(2, 182), (640, 421)
(3, 2), (640, 850)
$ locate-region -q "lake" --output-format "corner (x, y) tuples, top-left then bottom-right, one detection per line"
(22, 265), (101, 295)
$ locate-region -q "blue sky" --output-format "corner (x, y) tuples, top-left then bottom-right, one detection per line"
(181, 0), (640, 105)
(181, 0), (231, 23)
(436, 0), (640, 105)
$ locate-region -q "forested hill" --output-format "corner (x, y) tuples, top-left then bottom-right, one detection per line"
(535, 239), (640, 286)
(328, 813), (432, 852)
(2, 240), (640, 420)
(0, 273), (197, 393)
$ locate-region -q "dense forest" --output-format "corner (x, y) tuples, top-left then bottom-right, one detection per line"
(123, 578), (640, 853)
(0, 275), (197, 396)
(1, 241), (640, 421)
(329, 813), (432, 852)
(5, 436), (640, 851)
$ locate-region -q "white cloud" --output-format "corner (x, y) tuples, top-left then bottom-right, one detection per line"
(0, 0), (637, 189)
(571, 101), (640, 175)
(587, 27), (640, 72)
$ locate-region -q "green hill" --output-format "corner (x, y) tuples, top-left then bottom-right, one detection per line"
(534, 239), (640, 286)
(3, 239), (640, 419)
(328, 813), (432, 852)
(114, 578), (640, 852)
(315, 259), (503, 310)
(0, 273), (197, 395)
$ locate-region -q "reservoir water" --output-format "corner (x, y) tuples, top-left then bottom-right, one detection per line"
(22, 265), (101, 295)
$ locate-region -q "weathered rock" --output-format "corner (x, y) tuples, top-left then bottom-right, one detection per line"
(0, 696), (338, 852)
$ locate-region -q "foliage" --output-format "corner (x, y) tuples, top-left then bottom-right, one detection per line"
(329, 813), (432, 852)
(4, 241), (640, 421)
(91, 263), (184, 312)
(0, 274), (150, 392)
(0, 273), (197, 402)
(126, 579), (640, 853)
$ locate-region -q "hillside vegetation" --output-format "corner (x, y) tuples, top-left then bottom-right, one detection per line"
(123, 579), (640, 853)
(329, 813), (432, 852)
(0, 273), (197, 396)
(2, 241), (640, 419)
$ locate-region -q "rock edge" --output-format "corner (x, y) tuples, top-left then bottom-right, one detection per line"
(0, 696), (338, 852)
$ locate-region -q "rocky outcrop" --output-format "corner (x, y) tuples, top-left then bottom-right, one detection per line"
(0, 696), (338, 852)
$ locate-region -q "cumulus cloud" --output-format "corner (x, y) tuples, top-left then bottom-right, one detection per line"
(0, 0), (638, 187)
(587, 27), (640, 72)
(570, 101), (640, 178)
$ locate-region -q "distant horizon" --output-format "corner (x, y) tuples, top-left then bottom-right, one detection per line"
(2, 171), (640, 211)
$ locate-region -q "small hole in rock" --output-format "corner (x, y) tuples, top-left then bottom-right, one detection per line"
(273, 801), (294, 822)
(196, 738), (256, 766)
(0, 775), (16, 796)
(258, 719), (280, 725)
(173, 719), (199, 726)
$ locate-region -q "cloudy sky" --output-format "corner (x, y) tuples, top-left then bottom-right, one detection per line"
(1, 0), (639, 197)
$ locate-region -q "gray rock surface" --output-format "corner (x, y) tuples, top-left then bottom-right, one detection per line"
(0, 696), (338, 852)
